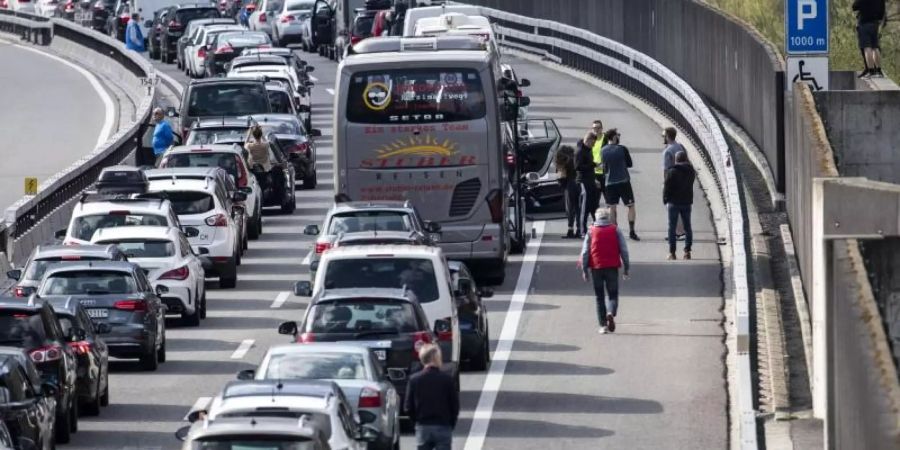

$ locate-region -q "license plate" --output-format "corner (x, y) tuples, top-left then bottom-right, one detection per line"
(86, 308), (109, 319)
(374, 350), (386, 361)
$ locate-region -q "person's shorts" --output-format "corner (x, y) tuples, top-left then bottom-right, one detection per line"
(857, 21), (881, 49)
(605, 182), (635, 206)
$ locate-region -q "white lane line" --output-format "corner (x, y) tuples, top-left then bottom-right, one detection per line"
(5, 40), (116, 149)
(309, 75), (319, 82)
(464, 221), (545, 450)
(326, 88), (335, 96)
(184, 396), (212, 420)
(270, 291), (290, 309)
(230, 339), (255, 359)
(301, 251), (312, 265)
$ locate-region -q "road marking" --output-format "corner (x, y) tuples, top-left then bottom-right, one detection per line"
(301, 251), (312, 265)
(270, 291), (290, 308)
(464, 221), (545, 450)
(184, 396), (212, 420)
(309, 75), (319, 82)
(326, 88), (335, 96)
(230, 339), (255, 359)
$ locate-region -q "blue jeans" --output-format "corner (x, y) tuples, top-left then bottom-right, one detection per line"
(667, 204), (693, 253)
(590, 268), (619, 326)
(416, 425), (452, 450)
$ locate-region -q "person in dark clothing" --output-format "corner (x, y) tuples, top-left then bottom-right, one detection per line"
(601, 129), (640, 241)
(853, 0), (887, 78)
(555, 145), (581, 238)
(405, 343), (459, 450)
(663, 151), (696, 260)
(575, 132), (600, 234)
(390, 1), (408, 36)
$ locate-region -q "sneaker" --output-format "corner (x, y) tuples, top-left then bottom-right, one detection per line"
(606, 314), (616, 333)
(858, 69), (872, 79)
(873, 68), (885, 78)
(598, 326), (609, 334)
(667, 253), (676, 261)
(629, 231), (640, 241)
(684, 250), (692, 260)
(562, 229), (575, 239)
(676, 233), (686, 241)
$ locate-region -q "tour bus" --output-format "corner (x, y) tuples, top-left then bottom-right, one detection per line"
(333, 36), (516, 284)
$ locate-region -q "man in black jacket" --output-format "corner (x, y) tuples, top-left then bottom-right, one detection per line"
(575, 132), (599, 235)
(663, 151), (695, 260)
(405, 343), (459, 450)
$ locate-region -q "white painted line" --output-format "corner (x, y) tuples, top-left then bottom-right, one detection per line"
(270, 291), (290, 309)
(184, 396), (212, 420)
(309, 75), (319, 82)
(464, 221), (545, 450)
(326, 88), (335, 96)
(301, 251), (312, 265)
(230, 339), (255, 359)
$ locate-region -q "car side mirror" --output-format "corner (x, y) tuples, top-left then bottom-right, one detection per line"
(156, 285), (169, 296)
(95, 322), (113, 334)
(40, 382), (58, 398)
(478, 287), (494, 298)
(293, 280), (312, 297)
(197, 247), (210, 255)
(310, 128), (322, 137)
(165, 106), (179, 118)
(185, 409), (207, 423)
(6, 269), (22, 281)
(278, 321), (298, 335)
(175, 426), (191, 441)
(199, 256), (213, 272)
(304, 80), (314, 87)
(183, 226), (200, 238)
(239, 186), (253, 194)
(309, 261), (319, 272)
(303, 224), (319, 236)
(296, 104), (310, 113)
(54, 229), (67, 240)
(232, 191), (248, 202)
(237, 369), (255, 380)
(518, 78), (531, 87)
(423, 221), (441, 233)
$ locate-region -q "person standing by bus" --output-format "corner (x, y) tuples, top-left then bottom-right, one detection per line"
(601, 129), (640, 241)
(575, 132), (600, 235)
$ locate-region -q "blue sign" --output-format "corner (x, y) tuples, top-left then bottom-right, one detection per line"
(786, 0), (829, 54)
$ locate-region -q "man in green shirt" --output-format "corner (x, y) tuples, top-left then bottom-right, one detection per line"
(591, 120), (607, 202)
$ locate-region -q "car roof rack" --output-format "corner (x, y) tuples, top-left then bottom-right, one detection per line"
(347, 36), (486, 55)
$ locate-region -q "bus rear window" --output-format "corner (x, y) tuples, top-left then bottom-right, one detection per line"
(346, 69), (485, 124)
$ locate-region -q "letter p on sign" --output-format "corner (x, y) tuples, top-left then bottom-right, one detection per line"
(798, 0), (817, 30)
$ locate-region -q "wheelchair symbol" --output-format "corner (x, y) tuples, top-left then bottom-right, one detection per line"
(792, 60), (823, 91)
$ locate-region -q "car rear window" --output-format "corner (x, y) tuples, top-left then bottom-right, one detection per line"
(285, 0), (314, 12)
(98, 240), (175, 258)
(306, 299), (421, 333)
(187, 83), (270, 118)
(39, 270), (137, 296)
(268, 90), (293, 114)
(217, 32), (270, 49)
(73, 213), (168, 242)
(163, 152), (242, 180)
(353, 15), (374, 36)
(24, 256), (109, 282)
(0, 311), (45, 351)
(327, 211), (412, 234)
(175, 8), (219, 25)
(265, 352), (367, 380)
(323, 258), (439, 303)
(191, 438), (316, 450)
(185, 128), (247, 146)
(265, 0), (283, 11)
(166, 191), (216, 215)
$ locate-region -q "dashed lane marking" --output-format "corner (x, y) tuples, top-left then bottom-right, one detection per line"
(326, 88), (335, 96)
(230, 339), (255, 359)
(270, 291), (290, 309)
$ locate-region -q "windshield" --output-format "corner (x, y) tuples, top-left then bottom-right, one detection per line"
(187, 84), (271, 118)
(191, 439), (315, 450)
(327, 211), (412, 234)
(265, 352), (367, 380)
(284, 0), (312, 10)
(307, 299), (420, 333)
(0, 311), (44, 350)
(24, 256), (109, 282)
(39, 270), (137, 296)
(186, 128), (246, 145)
(165, 191), (216, 215)
(96, 240), (175, 258)
(268, 91), (293, 114)
(73, 213), (168, 242)
(265, 0), (282, 11)
(323, 258), (439, 303)
(346, 68), (486, 124)
(353, 16), (374, 36)
(218, 32), (271, 49)
(163, 152), (241, 180)
(176, 8), (219, 25)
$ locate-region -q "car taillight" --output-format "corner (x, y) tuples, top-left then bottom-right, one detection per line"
(314, 242), (331, 254)
(358, 387), (382, 408)
(215, 45), (234, 54)
(68, 341), (92, 355)
(197, 46), (207, 58)
(505, 152), (515, 166)
(279, 14), (293, 23)
(14, 286), (27, 297)
(296, 332), (314, 343)
(288, 141), (309, 154)
(412, 331), (432, 359)
(30, 345), (63, 363)
(65, 2), (74, 11)
(258, 13), (266, 22)
(160, 266), (189, 280)
(119, 15), (129, 24)
(486, 190), (504, 224)
(205, 213), (228, 227)
(168, 20), (181, 29)
(350, 35), (362, 46)
(435, 317), (453, 342)
(236, 160), (249, 187)
(114, 299), (147, 311)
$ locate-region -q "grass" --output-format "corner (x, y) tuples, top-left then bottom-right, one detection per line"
(704, 0), (899, 81)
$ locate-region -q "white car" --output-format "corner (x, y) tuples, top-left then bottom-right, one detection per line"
(8, 0), (37, 14)
(91, 226), (209, 326)
(144, 167), (244, 289)
(247, 0), (280, 38)
(272, 0), (314, 46)
(34, 0), (58, 17)
(159, 144), (264, 241)
(227, 65), (301, 98)
(61, 194), (182, 246)
(184, 24), (245, 78)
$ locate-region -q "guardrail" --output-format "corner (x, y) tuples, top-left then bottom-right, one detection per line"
(461, 3), (758, 448)
(0, 10), (157, 266)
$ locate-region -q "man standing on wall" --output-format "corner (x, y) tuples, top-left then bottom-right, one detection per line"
(853, 0), (887, 78)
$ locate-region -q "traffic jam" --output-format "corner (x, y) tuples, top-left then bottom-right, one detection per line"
(0, 1), (556, 449)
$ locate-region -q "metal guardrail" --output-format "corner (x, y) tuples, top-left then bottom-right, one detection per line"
(463, 4), (759, 448)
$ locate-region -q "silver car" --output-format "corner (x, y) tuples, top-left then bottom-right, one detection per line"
(239, 343), (401, 450)
(272, 0), (315, 46)
(176, 416), (328, 449)
(8, 244), (128, 298)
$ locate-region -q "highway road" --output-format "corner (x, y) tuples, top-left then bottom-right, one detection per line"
(0, 39), (111, 213)
(65, 50), (727, 449)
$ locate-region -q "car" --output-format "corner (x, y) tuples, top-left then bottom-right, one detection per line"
(175, 416), (330, 449)
(36, 297), (110, 417)
(260, 80), (310, 129)
(60, 192), (183, 246)
(272, 0), (314, 46)
(203, 30), (272, 77)
(177, 17), (236, 71)
(34, 0), (58, 17)
(448, 261), (492, 371)
(158, 3), (220, 64)
(90, 226), (211, 324)
(302, 201), (441, 280)
(146, 7), (170, 59)
(105, 0), (130, 41)
(333, 230), (430, 248)
(246, 0), (281, 38)
(186, 379), (375, 450)
(239, 343), (401, 450)
(159, 144), (265, 240)
(349, 8), (377, 48)
(8, 244), (128, 298)
(241, 46), (316, 84)
(35, 262), (167, 371)
(88, 0), (116, 32)
(7, 0), (37, 14)
(227, 64), (305, 104)
(0, 347), (56, 450)
(293, 246), (461, 388)
(298, 8), (315, 52)
(169, 78), (273, 139)
(0, 299), (80, 444)
(183, 23), (246, 78)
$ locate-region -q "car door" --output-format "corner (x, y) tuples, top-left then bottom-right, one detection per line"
(2, 365), (42, 447)
(42, 307), (77, 409)
(135, 270), (164, 343)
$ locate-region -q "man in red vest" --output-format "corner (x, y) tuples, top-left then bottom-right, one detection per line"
(579, 207), (630, 334)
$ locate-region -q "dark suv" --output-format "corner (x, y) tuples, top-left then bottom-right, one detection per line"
(159, 3), (221, 64)
(0, 299), (80, 444)
(0, 347), (56, 450)
(170, 78), (273, 138)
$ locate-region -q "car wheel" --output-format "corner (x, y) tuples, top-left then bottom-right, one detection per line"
(303, 169), (317, 190)
(157, 336), (166, 363)
(248, 208), (261, 240)
(69, 399), (78, 432)
(140, 342), (159, 371)
(219, 260), (238, 289)
(471, 333), (490, 371)
(54, 406), (71, 444)
(182, 302), (201, 327)
(100, 373), (109, 406)
(200, 290), (207, 319)
(82, 379), (102, 416)
(280, 191), (296, 214)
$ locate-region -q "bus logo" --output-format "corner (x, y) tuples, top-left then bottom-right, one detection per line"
(376, 135), (458, 159)
(363, 82), (391, 111)
(361, 135), (477, 168)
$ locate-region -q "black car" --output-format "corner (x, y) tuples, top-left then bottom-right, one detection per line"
(39, 297), (110, 417)
(0, 300), (80, 444)
(159, 3), (220, 64)
(449, 261), (492, 371)
(204, 30), (272, 77)
(279, 288), (444, 407)
(87, 0), (116, 31)
(36, 262), (167, 372)
(169, 78), (273, 138)
(0, 347), (56, 450)
(146, 7), (170, 60)
(243, 113), (319, 188)
(107, 0), (131, 41)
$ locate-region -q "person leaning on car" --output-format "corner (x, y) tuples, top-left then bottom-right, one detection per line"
(405, 343), (459, 450)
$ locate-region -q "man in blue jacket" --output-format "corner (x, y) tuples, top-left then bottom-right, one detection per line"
(124, 12), (145, 53)
(151, 108), (173, 164)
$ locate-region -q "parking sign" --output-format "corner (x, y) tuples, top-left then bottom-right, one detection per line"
(786, 0), (829, 54)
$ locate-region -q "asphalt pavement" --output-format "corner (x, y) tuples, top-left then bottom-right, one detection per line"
(64, 49), (727, 450)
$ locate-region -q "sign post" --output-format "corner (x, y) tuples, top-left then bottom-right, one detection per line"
(785, 0), (830, 91)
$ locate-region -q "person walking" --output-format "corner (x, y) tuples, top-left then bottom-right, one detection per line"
(151, 107), (173, 165)
(662, 126), (686, 238)
(555, 145), (580, 238)
(663, 151), (696, 260)
(601, 129), (640, 241)
(580, 207), (630, 334)
(124, 12), (145, 53)
(853, 0), (887, 78)
(575, 132), (600, 234)
(405, 343), (459, 450)
(591, 119), (607, 202)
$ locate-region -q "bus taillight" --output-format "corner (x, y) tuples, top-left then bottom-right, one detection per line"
(486, 189), (504, 224)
